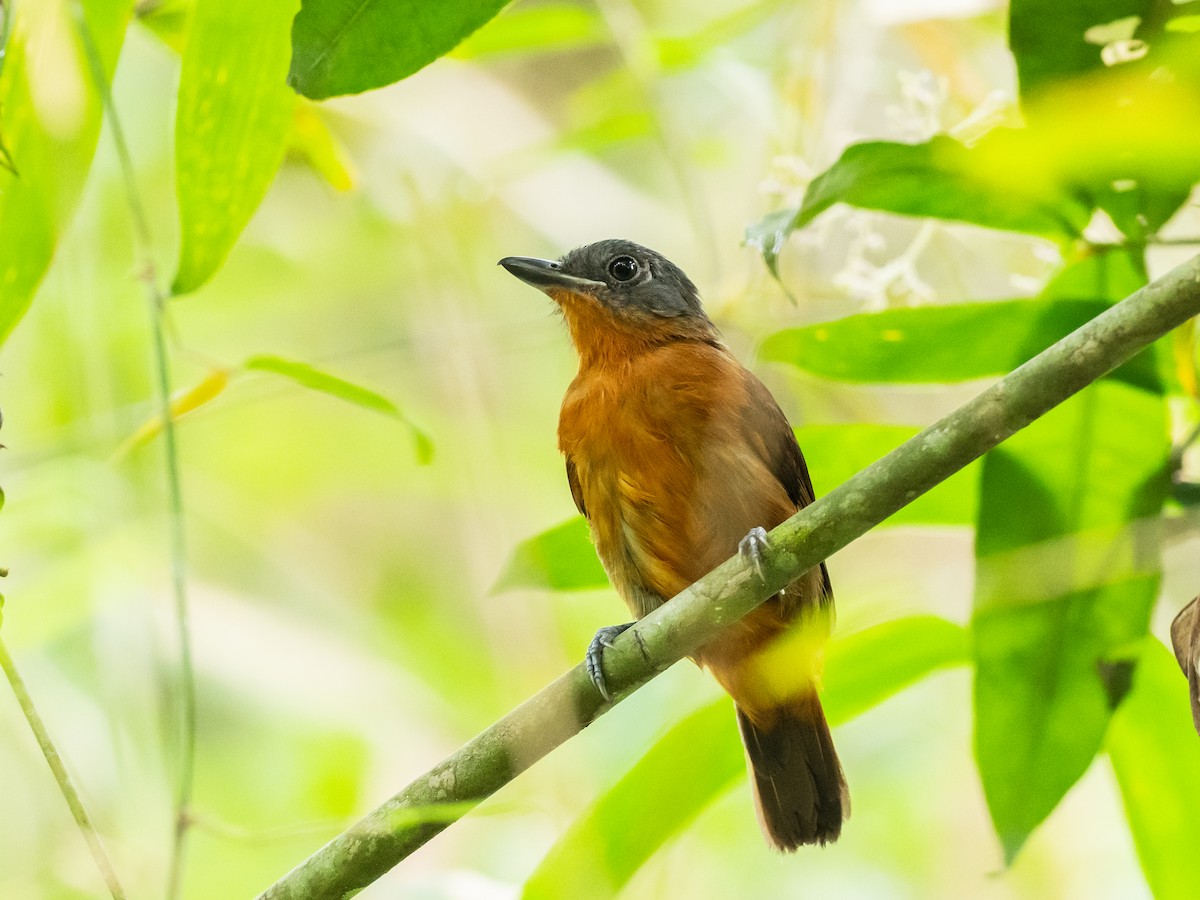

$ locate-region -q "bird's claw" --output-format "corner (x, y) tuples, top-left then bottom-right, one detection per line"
(739, 526), (771, 582)
(586, 622), (634, 702)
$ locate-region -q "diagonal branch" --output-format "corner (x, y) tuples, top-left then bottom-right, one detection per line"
(259, 253), (1200, 900)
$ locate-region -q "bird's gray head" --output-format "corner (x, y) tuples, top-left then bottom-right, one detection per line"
(499, 239), (710, 323)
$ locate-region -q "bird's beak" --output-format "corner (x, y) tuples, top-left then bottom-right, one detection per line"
(499, 256), (606, 294)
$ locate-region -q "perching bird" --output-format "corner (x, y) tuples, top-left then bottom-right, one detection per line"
(500, 240), (847, 850)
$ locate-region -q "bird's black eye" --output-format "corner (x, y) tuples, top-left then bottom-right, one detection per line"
(608, 256), (639, 282)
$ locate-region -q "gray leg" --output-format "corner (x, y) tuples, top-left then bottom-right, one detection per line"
(739, 526), (771, 581)
(586, 623), (634, 702)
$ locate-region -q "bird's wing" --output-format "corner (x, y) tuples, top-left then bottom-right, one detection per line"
(738, 370), (832, 602)
(565, 456), (587, 519)
(738, 372), (817, 510)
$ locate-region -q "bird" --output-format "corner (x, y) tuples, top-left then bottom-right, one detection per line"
(500, 239), (847, 850)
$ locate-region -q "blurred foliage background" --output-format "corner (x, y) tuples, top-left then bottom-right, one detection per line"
(2, 0), (1200, 898)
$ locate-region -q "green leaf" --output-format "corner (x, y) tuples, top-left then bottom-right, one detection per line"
(1008, 3), (1200, 237)
(1009, 0), (1149, 102)
(799, 424), (977, 527)
(493, 517), (608, 594)
(451, 3), (604, 59)
(523, 699), (742, 900)
(972, 379), (1169, 862)
(172, 0), (297, 295)
(821, 615), (969, 722)
(288, 0), (510, 100)
(762, 298), (1156, 388)
(136, 0), (193, 54)
(244, 355), (432, 463)
(112, 368), (231, 460)
(522, 616), (968, 899)
(1040, 247), (1146, 302)
(0, 0), (130, 346)
(745, 132), (1090, 271)
(1107, 639), (1200, 900)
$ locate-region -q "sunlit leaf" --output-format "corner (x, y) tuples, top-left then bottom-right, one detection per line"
(1009, 0), (1152, 102)
(243, 355), (432, 463)
(493, 517), (608, 594)
(745, 132), (1090, 276)
(1040, 246), (1145, 301)
(1009, 2), (1200, 237)
(523, 699), (741, 900)
(1107, 639), (1200, 900)
(135, 0), (193, 54)
(1168, 15), (1200, 34)
(0, 0), (130, 346)
(288, 0), (510, 99)
(523, 616), (968, 899)
(172, 0), (297, 295)
(821, 615), (969, 722)
(111, 368), (231, 460)
(763, 298), (1156, 393)
(287, 98), (356, 192)
(799, 424), (978, 527)
(972, 378), (1169, 862)
(452, 4), (604, 59)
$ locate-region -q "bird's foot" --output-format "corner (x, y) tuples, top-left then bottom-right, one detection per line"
(586, 622), (634, 702)
(739, 526), (771, 582)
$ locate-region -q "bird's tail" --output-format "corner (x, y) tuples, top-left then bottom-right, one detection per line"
(735, 691), (848, 850)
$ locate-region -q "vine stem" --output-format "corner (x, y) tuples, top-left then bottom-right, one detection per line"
(75, 10), (196, 899)
(0, 636), (129, 900)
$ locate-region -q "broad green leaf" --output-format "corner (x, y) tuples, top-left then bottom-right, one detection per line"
(821, 615), (969, 722)
(1009, 3), (1200, 237)
(172, 0), (297, 295)
(0, 0), (129, 346)
(523, 616), (968, 899)
(763, 298), (1157, 394)
(136, 0), (193, 54)
(972, 378), (1169, 862)
(288, 0), (510, 100)
(745, 131), (1090, 277)
(799, 424), (977, 527)
(1169, 15), (1200, 34)
(496, 424), (980, 594)
(243, 355), (433, 463)
(1040, 246), (1146, 302)
(493, 517), (608, 594)
(287, 98), (356, 192)
(1107, 639), (1200, 900)
(452, 4), (604, 59)
(523, 699), (742, 900)
(111, 368), (231, 460)
(1009, 0), (1150, 102)
(1009, 1), (1200, 107)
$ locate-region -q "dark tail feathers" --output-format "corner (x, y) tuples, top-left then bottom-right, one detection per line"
(736, 693), (848, 850)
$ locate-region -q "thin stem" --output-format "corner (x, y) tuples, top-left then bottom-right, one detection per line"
(75, 10), (197, 898)
(0, 636), (128, 900)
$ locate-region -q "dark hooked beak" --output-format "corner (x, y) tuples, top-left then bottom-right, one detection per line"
(499, 256), (606, 294)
